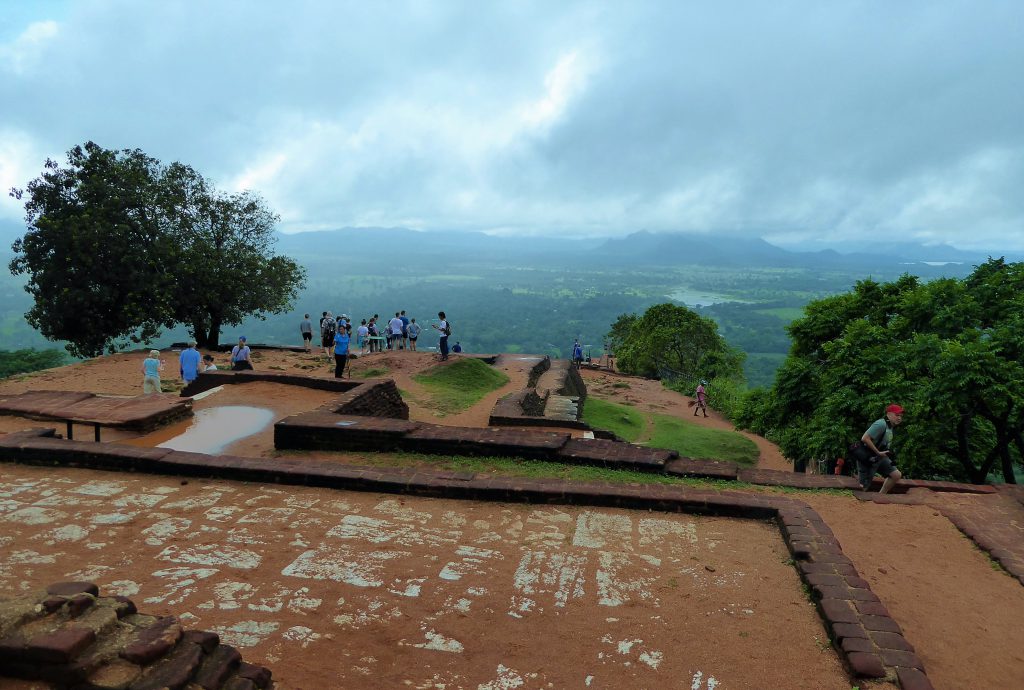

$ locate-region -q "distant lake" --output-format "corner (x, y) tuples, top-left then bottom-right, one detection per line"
(668, 289), (741, 307)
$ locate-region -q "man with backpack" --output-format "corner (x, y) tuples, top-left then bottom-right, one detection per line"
(853, 404), (905, 493)
(320, 311), (336, 358)
(432, 311), (451, 361)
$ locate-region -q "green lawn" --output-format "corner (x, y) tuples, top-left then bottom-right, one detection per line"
(356, 366), (390, 378)
(647, 414), (759, 466)
(412, 358), (509, 416)
(583, 396), (758, 465)
(581, 397), (645, 442)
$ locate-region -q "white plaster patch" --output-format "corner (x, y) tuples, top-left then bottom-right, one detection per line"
(4, 549), (58, 566)
(158, 544), (262, 569)
(142, 518), (192, 545)
(113, 493), (167, 509)
(148, 486), (180, 495)
(328, 514), (456, 548)
(0, 499), (23, 512)
(389, 577), (427, 598)
(208, 620), (280, 647)
(285, 588), (322, 614)
(72, 480), (126, 497)
(478, 664), (525, 689)
(143, 567), (219, 605)
(282, 625), (322, 648)
(2, 506), (67, 525)
(375, 499), (432, 524)
(226, 527), (266, 545)
(690, 671), (720, 689)
(509, 550), (586, 616)
(638, 517), (699, 549)
(523, 509), (573, 547)
(37, 524), (91, 544)
(91, 512), (139, 525)
(162, 492), (223, 510)
(282, 545), (408, 587)
(212, 581), (255, 609)
(66, 564), (112, 580)
(404, 628), (463, 654)
(639, 650), (663, 669)
(596, 552), (658, 607)
(332, 597), (403, 628)
(439, 545), (502, 581)
(237, 507), (296, 524)
(204, 506), (242, 522)
(105, 580), (140, 596)
(573, 512), (633, 552)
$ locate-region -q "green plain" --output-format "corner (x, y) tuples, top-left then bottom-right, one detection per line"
(581, 396), (645, 442)
(412, 358), (509, 416)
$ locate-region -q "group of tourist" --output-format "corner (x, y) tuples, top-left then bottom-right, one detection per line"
(298, 309), (453, 378)
(141, 341), (225, 394)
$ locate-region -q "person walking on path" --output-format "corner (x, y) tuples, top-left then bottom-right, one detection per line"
(856, 404), (904, 493)
(179, 340), (202, 385)
(333, 324), (351, 378)
(432, 311), (451, 360)
(407, 318), (422, 351)
(299, 314), (314, 352)
(230, 336), (254, 371)
(142, 350), (164, 394)
(572, 340), (583, 368)
(693, 380), (709, 417)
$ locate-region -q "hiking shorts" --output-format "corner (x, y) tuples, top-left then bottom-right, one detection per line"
(302, 332), (312, 341)
(858, 455), (897, 489)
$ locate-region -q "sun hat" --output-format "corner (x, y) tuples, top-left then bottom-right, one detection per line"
(239, 336), (247, 342)
(886, 404), (904, 414)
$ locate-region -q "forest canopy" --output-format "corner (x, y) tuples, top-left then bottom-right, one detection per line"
(738, 259), (1024, 484)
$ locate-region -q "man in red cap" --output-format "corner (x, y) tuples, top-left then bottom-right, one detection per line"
(857, 404), (904, 493)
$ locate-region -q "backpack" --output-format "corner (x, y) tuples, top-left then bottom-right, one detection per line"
(444, 321), (452, 336)
(323, 319), (336, 336)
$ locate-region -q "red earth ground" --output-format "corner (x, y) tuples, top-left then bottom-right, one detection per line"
(0, 348), (1022, 689)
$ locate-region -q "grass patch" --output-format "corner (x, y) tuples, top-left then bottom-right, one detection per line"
(646, 413), (759, 465)
(581, 397), (645, 442)
(412, 358), (509, 416)
(356, 366), (390, 378)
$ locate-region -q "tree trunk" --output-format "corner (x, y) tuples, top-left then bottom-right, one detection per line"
(1000, 443), (1017, 484)
(205, 314), (222, 350)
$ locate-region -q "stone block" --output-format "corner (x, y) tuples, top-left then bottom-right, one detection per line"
(128, 637), (203, 690)
(839, 637), (874, 654)
(182, 630), (220, 654)
(818, 598), (858, 624)
(870, 630), (914, 652)
(193, 643), (241, 689)
(860, 614), (901, 633)
(880, 649), (924, 669)
(896, 667), (935, 690)
(830, 622), (868, 640)
(235, 661), (272, 687)
(25, 626), (97, 664)
(846, 651), (886, 678)
(46, 582), (100, 597)
(121, 617), (182, 665)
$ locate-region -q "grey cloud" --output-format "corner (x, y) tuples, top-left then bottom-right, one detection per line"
(1, 0), (1021, 250)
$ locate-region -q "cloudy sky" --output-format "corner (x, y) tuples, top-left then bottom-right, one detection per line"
(1, 1), (1021, 250)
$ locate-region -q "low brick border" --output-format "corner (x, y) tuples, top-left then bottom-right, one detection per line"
(0, 579), (272, 689)
(0, 429), (932, 687)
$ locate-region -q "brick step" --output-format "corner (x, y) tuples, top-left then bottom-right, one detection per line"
(0, 582), (272, 690)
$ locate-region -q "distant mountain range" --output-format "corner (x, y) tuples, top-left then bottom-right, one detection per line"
(1, 219), (1014, 270)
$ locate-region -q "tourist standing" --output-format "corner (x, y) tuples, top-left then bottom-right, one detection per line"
(299, 314), (313, 352)
(334, 324), (351, 378)
(230, 336), (254, 371)
(407, 318), (421, 351)
(321, 311), (336, 357)
(388, 312), (404, 350)
(856, 404), (904, 493)
(357, 319), (369, 354)
(432, 311), (450, 361)
(179, 340), (202, 384)
(142, 350), (163, 394)
(400, 310), (410, 349)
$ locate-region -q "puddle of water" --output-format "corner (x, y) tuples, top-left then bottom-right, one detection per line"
(155, 406), (275, 455)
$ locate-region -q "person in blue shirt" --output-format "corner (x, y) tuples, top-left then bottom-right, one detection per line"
(334, 324), (351, 378)
(452, 341), (462, 353)
(179, 340), (202, 384)
(142, 350), (163, 394)
(572, 340), (583, 368)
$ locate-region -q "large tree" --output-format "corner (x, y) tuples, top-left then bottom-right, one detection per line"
(609, 302), (744, 391)
(9, 142), (305, 356)
(738, 260), (1024, 484)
